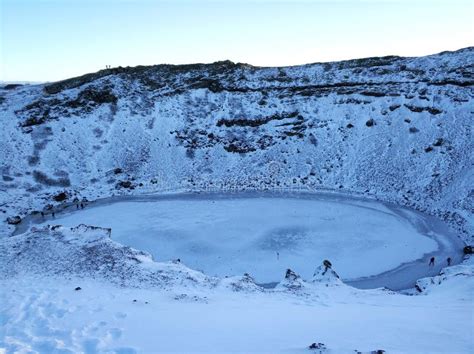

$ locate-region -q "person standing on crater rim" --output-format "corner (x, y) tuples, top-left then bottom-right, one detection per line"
(429, 256), (435, 267)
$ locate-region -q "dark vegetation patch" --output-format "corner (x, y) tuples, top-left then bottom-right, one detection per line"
(428, 80), (474, 87)
(337, 55), (401, 69)
(45, 69), (124, 94)
(174, 112), (306, 155)
(17, 86), (117, 127)
(33, 171), (71, 187)
(404, 104), (443, 115)
(3, 84), (23, 90)
(116, 180), (134, 189)
(360, 91), (386, 97)
(53, 192), (68, 202)
(217, 111), (300, 128)
(224, 142), (257, 153)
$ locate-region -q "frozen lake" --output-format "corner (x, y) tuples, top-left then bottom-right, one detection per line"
(25, 192), (463, 288)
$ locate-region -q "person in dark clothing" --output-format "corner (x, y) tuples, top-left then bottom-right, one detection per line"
(80, 203), (84, 209)
(52, 212), (55, 218)
(429, 256), (435, 267)
(76, 204), (79, 209)
(41, 211), (44, 217)
(447, 257), (452, 266)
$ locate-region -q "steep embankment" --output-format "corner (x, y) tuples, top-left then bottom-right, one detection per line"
(0, 48), (473, 241)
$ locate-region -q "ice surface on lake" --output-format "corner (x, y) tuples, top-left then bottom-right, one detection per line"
(37, 195), (438, 282)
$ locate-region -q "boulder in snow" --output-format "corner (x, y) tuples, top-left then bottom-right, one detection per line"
(6, 216), (21, 225)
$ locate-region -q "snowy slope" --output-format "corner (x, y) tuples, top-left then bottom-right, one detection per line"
(1, 48), (473, 242)
(1, 226), (472, 353)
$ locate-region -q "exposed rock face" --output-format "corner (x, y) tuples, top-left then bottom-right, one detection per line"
(6, 216), (21, 225)
(276, 268), (306, 291)
(53, 191), (68, 202)
(0, 48), (473, 242)
(311, 261), (342, 285)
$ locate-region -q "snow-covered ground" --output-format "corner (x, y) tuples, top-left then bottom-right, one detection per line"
(26, 193), (464, 287)
(2, 270), (473, 353)
(1, 224), (473, 353)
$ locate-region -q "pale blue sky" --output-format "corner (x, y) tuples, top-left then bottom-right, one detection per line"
(1, 0), (473, 82)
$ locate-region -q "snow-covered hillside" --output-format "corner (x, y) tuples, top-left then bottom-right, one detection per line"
(1, 48), (473, 353)
(1, 48), (473, 241)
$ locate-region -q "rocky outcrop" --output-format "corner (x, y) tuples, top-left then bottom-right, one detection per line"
(275, 269), (306, 291)
(6, 216), (21, 225)
(311, 260), (342, 286)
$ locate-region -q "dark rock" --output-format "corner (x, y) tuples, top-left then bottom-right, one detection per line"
(463, 245), (473, 254)
(389, 104), (401, 111)
(224, 143), (256, 154)
(21, 116), (46, 127)
(409, 127), (419, 133)
(116, 180), (133, 189)
(346, 123), (354, 128)
(7, 216), (21, 225)
(285, 268), (299, 281)
(433, 138), (444, 146)
(113, 168), (123, 174)
(216, 111), (299, 128)
(75, 87), (117, 105)
(365, 119), (375, 127)
(360, 91), (385, 97)
(3, 84), (23, 90)
(404, 104), (443, 115)
(190, 79), (224, 93)
(75, 287), (81, 291)
(426, 107), (443, 115)
(53, 192), (68, 202)
(425, 146), (433, 152)
(309, 342), (327, 350)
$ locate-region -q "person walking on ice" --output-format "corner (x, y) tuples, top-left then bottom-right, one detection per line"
(447, 257), (452, 266)
(429, 256), (435, 267)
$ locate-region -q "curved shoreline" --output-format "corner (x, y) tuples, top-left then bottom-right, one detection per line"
(13, 190), (466, 291)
